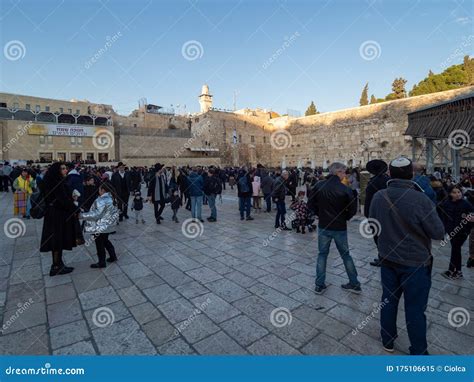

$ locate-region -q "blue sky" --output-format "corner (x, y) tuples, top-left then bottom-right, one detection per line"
(0, 0), (473, 115)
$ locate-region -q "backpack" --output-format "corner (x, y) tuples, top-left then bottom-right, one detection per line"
(30, 190), (46, 219)
(238, 175), (250, 193)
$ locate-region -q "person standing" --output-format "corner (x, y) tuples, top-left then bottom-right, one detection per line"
(364, 160), (390, 267)
(237, 168), (253, 221)
(81, 182), (119, 268)
(272, 170), (290, 229)
(437, 185), (474, 280)
(111, 162), (131, 221)
(40, 162), (77, 276)
(2, 162), (12, 191)
(308, 162), (360, 294)
(413, 163), (437, 204)
(147, 164), (169, 224)
(369, 157), (445, 355)
(66, 163), (84, 205)
(261, 170), (274, 212)
(187, 167), (204, 222)
(204, 168), (221, 222)
(13, 168), (36, 219)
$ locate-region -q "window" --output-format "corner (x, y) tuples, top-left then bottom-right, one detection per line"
(77, 137), (82, 145)
(39, 136), (46, 145)
(133, 123), (137, 128)
(39, 152), (53, 162)
(86, 153), (94, 161)
(45, 106), (50, 112)
(70, 136), (76, 145)
(239, 134), (242, 143)
(25, 104), (31, 110)
(59, 107), (64, 113)
(35, 105), (40, 112)
(57, 152), (66, 161)
(98, 153), (109, 162)
(47, 136), (53, 145)
(76, 109), (80, 115)
(70, 153), (82, 161)
(251, 135), (255, 143)
(68, 108), (72, 114)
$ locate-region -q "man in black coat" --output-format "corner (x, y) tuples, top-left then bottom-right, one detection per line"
(308, 162), (360, 294)
(364, 160), (390, 267)
(111, 162), (131, 221)
(147, 163), (169, 224)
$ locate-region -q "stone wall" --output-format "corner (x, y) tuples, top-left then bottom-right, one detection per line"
(270, 86), (474, 168)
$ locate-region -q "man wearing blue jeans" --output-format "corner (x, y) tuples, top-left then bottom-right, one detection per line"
(307, 162), (359, 294)
(203, 168), (222, 222)
(369, 157), (444, 354)
(236, 168), (254, 221)
(272, 170), (291, 230)
(187, 167), (204, 222)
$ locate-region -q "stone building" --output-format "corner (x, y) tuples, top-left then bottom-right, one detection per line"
(1, 85), (473, 168)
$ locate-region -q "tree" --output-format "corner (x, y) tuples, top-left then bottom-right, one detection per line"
(370, 94), (377, 104)
(359, 83), (369, 106)
(392, 77), (407, 99)
(464, 55), (474, 85)
(305, 101), (317, 116)
(428, 69), (434, 77)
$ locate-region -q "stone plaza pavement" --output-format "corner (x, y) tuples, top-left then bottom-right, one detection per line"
(0, 187), (472, 356)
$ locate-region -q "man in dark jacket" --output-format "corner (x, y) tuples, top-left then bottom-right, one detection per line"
(66, 163), (84, 205)
(272, 170), (290, 229)
(203, 168), (222, 222)
(308, 162), (360, 294)
(364, 160), (390, 267)
(261, 170), (274, 212)
(187, 167), (204, 222)
(147, 164), (169, 224)
(237, 167), (253, 221)
(369, 157), (444, 355)
(111, 162), (131, 221)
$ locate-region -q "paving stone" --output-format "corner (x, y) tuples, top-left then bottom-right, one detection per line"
(142, 317), (177, 347)
(225, 270), (258, 288)
(191, 293), (240, 323)
(158, 298), (197, 324)
(85, 300), (131, 329)
(130, 302), (162, 325)
(5, 280), (44, 311)
(120, 262), (154, 279)
(175, 313), (220, 344)
(204, 278), (250, 303)
(134, 274), (165, 289)
(71, 272), (110, 294)
(301, 333), (355, 355)
(194, 330), (247, 355)
(78, 286), (120, 310)
(2, 302), (47, 334)
(50, 320), (90, 350)
(92, 317), (156, 355)
(220, 315), (269, 347)
(248, 334), (300, 355)
(142, 284), (180, 307)
(249, 283), (302, 310)
(47, 298), (83, 328)
(0, 324), (49, 355)
(117, 285), (147, 307)
(154, 264), (193, 287)
(45, 283), (76, 305)
(53, 340), (97, 355)
(158, 337), (195, 355)
(185, 267), (223, 284)
(258, 274), (300, 294)
(176, 281), (210, 299)
(106, 273), (134, 289)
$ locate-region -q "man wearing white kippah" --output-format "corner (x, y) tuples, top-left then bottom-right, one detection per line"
(369, 157), (445, 355)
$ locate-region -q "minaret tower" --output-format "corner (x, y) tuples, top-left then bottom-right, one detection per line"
(199, 84), (213, 113)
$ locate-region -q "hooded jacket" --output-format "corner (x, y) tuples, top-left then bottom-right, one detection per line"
(82, 192), (119, 234)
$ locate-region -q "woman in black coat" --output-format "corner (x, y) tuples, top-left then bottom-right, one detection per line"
(40, 162), (78, 276)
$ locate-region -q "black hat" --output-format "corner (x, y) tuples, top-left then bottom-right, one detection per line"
(154, 163), (163, 172)
(366, 160), (387, 175)
(389, 157), (413, 180)
(117, 162), (125, 167)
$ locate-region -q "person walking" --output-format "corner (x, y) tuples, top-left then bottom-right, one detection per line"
(40, 162), (77, 276)
(147, 164), (169, 224)
(369, 157), (445, 355)
(81, 182), (119, 268)
(187, 167), (204, 222)
(272, 170), (290, 229)
(204, 168), (221, 222)
(308, 162), (360, 294)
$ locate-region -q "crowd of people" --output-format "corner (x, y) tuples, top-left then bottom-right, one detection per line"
(3, 157), (474, 356)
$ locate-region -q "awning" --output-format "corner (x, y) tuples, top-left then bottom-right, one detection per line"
(405, 93), (474, 139)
